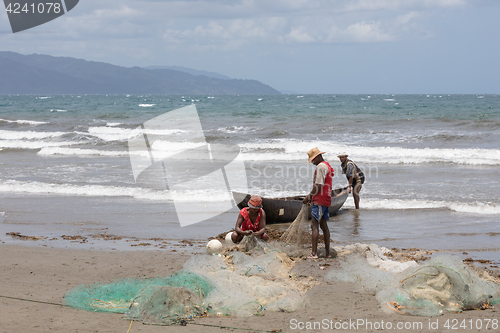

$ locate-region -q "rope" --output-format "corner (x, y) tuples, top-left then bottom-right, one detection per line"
(0, 295), (64, 307)
(190, 322), (279, 332)
(0, 295), (280, 332)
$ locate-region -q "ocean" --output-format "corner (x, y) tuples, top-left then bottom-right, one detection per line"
(0, 94), (499, 262)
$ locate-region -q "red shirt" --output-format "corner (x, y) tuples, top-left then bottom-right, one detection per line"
(239, 208), (262, 232)
(312, 161), (334, 207)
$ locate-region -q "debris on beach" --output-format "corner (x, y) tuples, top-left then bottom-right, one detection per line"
(130, 242), (152, 247)
(93, 233), (123, 241)
(210, 226), (330, 244)
(61, 235), (88, 243)
(6, 232), (46, 241)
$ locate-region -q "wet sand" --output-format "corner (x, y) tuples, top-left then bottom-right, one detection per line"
(1, 243), (499, 333)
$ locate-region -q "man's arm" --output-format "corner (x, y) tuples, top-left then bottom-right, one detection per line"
(235, 214), (251, 236)
(347, 176), (354, 193)
(255, 210), (267, 236)
(303, 183), (322, 204)
(346, 163), (354, 193)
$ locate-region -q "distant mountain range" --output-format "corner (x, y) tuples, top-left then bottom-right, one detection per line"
(144, 65), (233, 80)
(0, 52), (280, 95)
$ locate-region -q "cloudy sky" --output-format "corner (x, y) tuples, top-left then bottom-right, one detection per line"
(1, 0), (499, 94)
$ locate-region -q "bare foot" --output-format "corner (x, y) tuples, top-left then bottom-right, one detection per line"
(307, 254), (319, 259)
(325, 254), (332, 258)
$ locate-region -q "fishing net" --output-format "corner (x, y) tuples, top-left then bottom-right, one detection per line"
(380, 256), (500, 316)
(280, 204), (310, 245)
(124, 286), (206, 325)
(326, 244), (500, 317)
(63, 271), (214, 324)
(63, 241), (317, 324)
(183, 243), (317, 317)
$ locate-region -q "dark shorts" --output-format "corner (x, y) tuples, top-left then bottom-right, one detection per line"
(352, 177), (364, 192)
(312, 204), (330, 221)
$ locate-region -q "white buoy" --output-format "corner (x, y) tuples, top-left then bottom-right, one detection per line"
(225, 231), (234, 245)
(206, 239), (223, 254)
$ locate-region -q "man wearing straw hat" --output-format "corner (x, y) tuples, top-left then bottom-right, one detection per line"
(231, 195), (269, 243)
(303, 148), (334, 259)
(337, 153), (364, 209)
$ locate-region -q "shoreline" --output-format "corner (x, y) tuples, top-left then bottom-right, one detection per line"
(3, 228), (500, 270)
(1, 240), (499, 333)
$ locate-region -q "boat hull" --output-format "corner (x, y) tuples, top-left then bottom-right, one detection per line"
(232, 188), (348, 224)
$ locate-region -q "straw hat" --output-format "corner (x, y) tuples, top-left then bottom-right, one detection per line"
(307, 147), (325, 164)
(337, 153), (348, 158)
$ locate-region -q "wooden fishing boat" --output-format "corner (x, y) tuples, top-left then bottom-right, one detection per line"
(232, 188), (348, 224)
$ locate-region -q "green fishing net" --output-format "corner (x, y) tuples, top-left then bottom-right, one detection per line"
(63, 271), (214, 324)
(63, 242), (315, 325)
(124, 285), (206, 325)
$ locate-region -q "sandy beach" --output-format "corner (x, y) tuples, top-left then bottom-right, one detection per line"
(1, 241), (499, 333)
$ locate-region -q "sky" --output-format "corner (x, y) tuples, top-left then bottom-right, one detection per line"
(1, 0), (500, 94)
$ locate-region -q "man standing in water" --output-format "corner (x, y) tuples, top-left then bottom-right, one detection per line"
(338, 153), (364, 209)
(303, 148), (334, 259)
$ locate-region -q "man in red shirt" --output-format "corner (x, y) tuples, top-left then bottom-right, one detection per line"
(303, 147), (334, 259)
(231, 195), (269, 243)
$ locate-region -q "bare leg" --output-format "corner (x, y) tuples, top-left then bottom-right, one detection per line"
(353, 184), (362, 209)
(310, 218), (319, 258)
(231, 232), (243, 244)
(319, 216), (331, 258)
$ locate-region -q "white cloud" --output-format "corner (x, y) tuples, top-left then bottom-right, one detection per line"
(343, 21), (393, 42)
(0, 0), (489, 62)
(93, 5), (140, 18)
(286, 26), (315, 43)
(1, 0), (471, 44)
(163, 18), (288, 45)
(342, 0), (467, 12)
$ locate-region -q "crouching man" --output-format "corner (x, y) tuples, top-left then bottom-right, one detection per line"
(231, 195), (269, 243)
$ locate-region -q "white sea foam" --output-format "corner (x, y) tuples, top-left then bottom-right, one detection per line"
(0, 180), (237, 203)
(139, 104), (156, 107)
(87, 126), (139, 141)
(150, 141), (209, 157)
(87, 126), (186, 141)
(38, 147), (137, 157)
(106, 122), (121, 127)
(50, 109), (67, 112)
(33, 137), (500, 166)
(38, 141), (209, 158)
(344, 198), (500, 215)
(0, 140), (80, 149)
(0, 119), (48, 125)
(217, 126), (255, 133)
(0, 129), (66, 140)
(238, 139), (500, 165)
